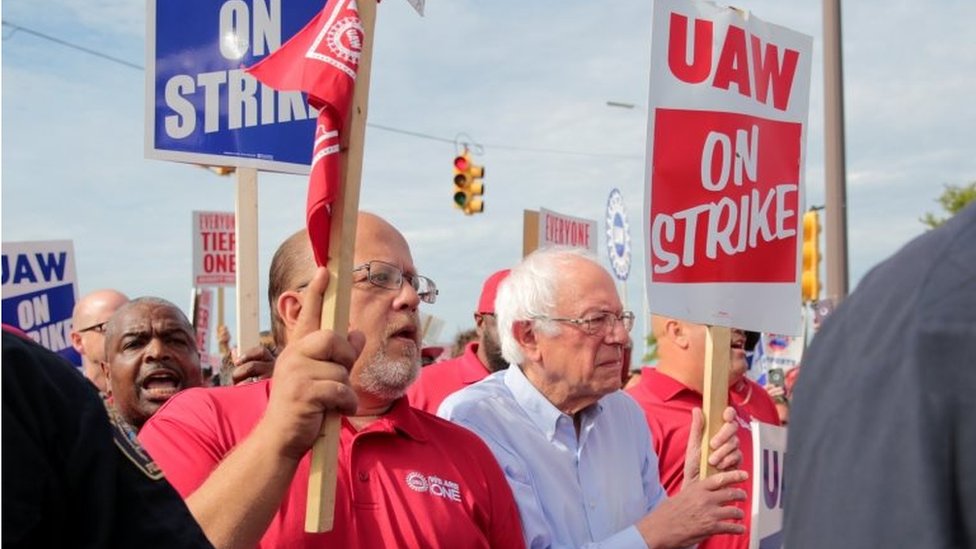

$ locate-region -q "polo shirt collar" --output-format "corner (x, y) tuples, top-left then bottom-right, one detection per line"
(352, 397), (430, 443)
(459, 342), (489, 384)
(641, 367), (698, 402)
(504, 365), (568, 441)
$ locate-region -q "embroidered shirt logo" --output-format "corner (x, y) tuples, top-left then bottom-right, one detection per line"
(405, 471), (429, 492)
(404, 471), (462, 502)
(103, 396), (164, 480)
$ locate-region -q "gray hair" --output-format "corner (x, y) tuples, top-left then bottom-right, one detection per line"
(495, 246), (602, 365)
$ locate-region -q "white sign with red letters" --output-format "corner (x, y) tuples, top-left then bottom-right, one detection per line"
(538, 208), (598, 255)
(643, 0), (812, 335)
(191, 287), (215, 369)
(192, 211), (236, 287)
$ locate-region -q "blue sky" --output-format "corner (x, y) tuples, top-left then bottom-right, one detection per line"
(3, 0), (974, 356)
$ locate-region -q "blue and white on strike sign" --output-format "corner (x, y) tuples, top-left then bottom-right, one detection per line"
(146, 0), (323, 174)
(750, 421), (787, 549)
(1, 240), (81, 366)
(605, 188), (632, 281)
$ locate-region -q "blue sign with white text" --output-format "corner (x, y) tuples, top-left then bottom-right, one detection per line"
(1, 241), (80, 365)
(146, 0), (322, 174)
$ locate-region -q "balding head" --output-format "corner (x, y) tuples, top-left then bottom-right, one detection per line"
(103, 297), (203, 429)
(267, 212), (412, 349)
(268, 229), (316, 347)
(651, 315), (750, 392)
(71, 289), (129, 391)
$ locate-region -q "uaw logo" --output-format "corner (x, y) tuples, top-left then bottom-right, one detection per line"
(768, 334), (791, 351)
(605, 188), (632, 281)
(307, 0), (364, 80)
(405, 471), (462, 503)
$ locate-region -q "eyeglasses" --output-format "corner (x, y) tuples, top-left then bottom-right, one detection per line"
(534, 311), (635, 336)
(77, 321), (108, 334)
(353, 260), (438, 304)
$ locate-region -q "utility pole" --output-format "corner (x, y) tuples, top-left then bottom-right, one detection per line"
(823, 0), (849, 301)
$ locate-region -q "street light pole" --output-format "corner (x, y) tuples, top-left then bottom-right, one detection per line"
(823, 0), (850, 302)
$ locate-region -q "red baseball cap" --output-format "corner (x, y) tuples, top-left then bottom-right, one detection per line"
(476, 269), (511, 314)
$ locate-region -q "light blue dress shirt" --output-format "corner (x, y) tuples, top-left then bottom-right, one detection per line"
(439, 365), (666, 549)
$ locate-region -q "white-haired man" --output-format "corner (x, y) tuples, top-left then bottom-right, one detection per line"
(440, 246), (748, 548)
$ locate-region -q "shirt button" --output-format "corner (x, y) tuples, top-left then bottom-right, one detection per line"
(358, 472), (369, 482)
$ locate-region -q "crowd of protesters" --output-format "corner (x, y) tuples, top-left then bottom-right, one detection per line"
(5, 203), (974, 548)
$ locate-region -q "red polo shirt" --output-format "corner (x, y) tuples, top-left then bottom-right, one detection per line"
(730, 376), (782, 425)
(407, 342), (489, 414)
(139, 380), (524, 548)
(627, 367), (779, 549)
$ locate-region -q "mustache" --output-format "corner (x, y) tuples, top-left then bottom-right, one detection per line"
(384, 314), (421, 339)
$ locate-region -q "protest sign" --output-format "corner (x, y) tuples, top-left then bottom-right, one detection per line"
(193, 211), (237, 287)
(606, 188), (632, 281)
(751, 420), (787, 549)
(749, 332), (805, 385)
(538, 208), (599, 254)
(145, 0), (322, 173)
(1, 240), (80, 364)
(644, 0), (813, 335)
(191, 287), (216, 370)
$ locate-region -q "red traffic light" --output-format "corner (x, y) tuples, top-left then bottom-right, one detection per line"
(454, 155), (469, 171)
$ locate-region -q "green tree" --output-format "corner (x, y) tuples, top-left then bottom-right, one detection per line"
(641, 331), (659, 365)
(920, 181), (976, 229)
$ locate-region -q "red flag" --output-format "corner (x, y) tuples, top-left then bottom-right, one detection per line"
(307, 112), (342, 267)
(245, 0), (363, 267)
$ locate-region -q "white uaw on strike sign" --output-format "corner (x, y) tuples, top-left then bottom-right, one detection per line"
(192, 211), (236, 287)
(643, 0), (813, 335)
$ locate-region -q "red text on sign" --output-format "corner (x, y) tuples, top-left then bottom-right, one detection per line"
(203, 253), (236, 274)
(667, 12), (800, 111)
(545, 217), (591, 249)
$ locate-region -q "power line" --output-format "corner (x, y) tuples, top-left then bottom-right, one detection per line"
(2, 19), (642, 161)
(368, 123), (641, 160)
(1, 21), (143, 71)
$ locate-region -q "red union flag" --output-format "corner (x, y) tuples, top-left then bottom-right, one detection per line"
(245, 0), (363, 267)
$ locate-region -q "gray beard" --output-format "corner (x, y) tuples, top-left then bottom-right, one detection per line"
(358, 346), (420, 401)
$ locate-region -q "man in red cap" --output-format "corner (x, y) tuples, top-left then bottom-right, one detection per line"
(407, 269), (510, 413)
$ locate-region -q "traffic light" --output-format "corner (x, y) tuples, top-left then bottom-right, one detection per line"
(453, 152), (485, 215)
(801, 210), (821, 302)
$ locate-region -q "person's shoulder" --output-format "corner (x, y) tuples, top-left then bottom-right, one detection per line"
(438, 370), (509, 418)
(410, 406), (508, 462)
(3, 331), (99, 412)
(604, 389), (650, 420)
(412, 407), (487, 443)
(148, 380), (269, 428)
(409, 356), (465, 394)
(407, 356), (469, 411)
(419, 355), (466, 377)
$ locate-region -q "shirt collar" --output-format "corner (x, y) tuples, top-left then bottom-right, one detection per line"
(639, 367), (698, 401)
(350, 397), (429, 443)
(459, 342), (489, 383)
(504, 365), (589, 441)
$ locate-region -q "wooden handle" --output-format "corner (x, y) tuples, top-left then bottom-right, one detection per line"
(304, 0), (378, 533)
(699, 325), (730, 479)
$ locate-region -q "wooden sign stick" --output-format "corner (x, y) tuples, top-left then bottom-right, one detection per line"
(699, 325), (730, 479)
(235, 167), (261, 356)
(305, 0), (378, 533)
